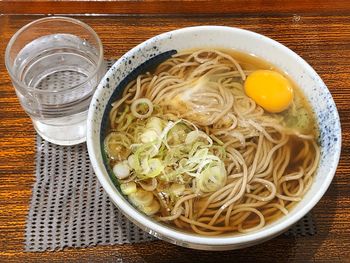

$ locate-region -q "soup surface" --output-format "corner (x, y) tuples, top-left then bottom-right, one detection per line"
(104, 49), (319, 235)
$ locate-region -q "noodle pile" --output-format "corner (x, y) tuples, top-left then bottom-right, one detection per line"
(106, 49), (320, 235)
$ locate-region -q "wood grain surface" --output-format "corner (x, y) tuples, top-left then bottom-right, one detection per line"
(0, 12), (350, 263)
(1, 0), (350, 15)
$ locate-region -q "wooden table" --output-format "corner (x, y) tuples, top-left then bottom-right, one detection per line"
(0, 3), (349, 262)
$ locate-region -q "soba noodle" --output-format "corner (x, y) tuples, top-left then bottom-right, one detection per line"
(104, 49), (320, 235)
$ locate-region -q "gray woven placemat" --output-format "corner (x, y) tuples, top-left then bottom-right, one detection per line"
(24, 60), (316, 252)
(25, 135), (156, 251)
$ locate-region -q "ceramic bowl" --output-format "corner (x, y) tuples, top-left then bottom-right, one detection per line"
(87, 26), (341, 250)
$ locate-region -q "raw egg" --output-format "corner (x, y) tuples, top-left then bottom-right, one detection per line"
(244, 70), (294, 113)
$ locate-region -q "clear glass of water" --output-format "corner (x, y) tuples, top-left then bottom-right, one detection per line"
(5, 17), (105, 145)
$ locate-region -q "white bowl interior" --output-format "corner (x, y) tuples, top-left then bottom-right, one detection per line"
(87, 26), (341, 250)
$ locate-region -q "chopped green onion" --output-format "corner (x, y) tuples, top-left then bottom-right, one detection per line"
(113, 161), (130, 179)
(196, 161), (227, 193)
(169, 183), (185, 196)
(120, 182), (137, 195)
(142, 199), (161, 215)
(129, 189), (154, 207)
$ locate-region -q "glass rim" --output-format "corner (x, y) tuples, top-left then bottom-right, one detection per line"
(5, 16), (104, 94)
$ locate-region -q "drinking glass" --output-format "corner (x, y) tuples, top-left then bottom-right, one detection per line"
(5, 16), (105, 145)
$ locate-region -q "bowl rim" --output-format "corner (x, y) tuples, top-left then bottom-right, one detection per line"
(87, 25), (341, 247)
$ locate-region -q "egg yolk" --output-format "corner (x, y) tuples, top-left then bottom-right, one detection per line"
(244, 70), (294, 113)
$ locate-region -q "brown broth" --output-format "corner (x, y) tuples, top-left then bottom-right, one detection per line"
(181, 47), (318, 137)
(171, 48), (319, 234)
(106, 48), (320, 236)
(220, 48), (319, 137)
